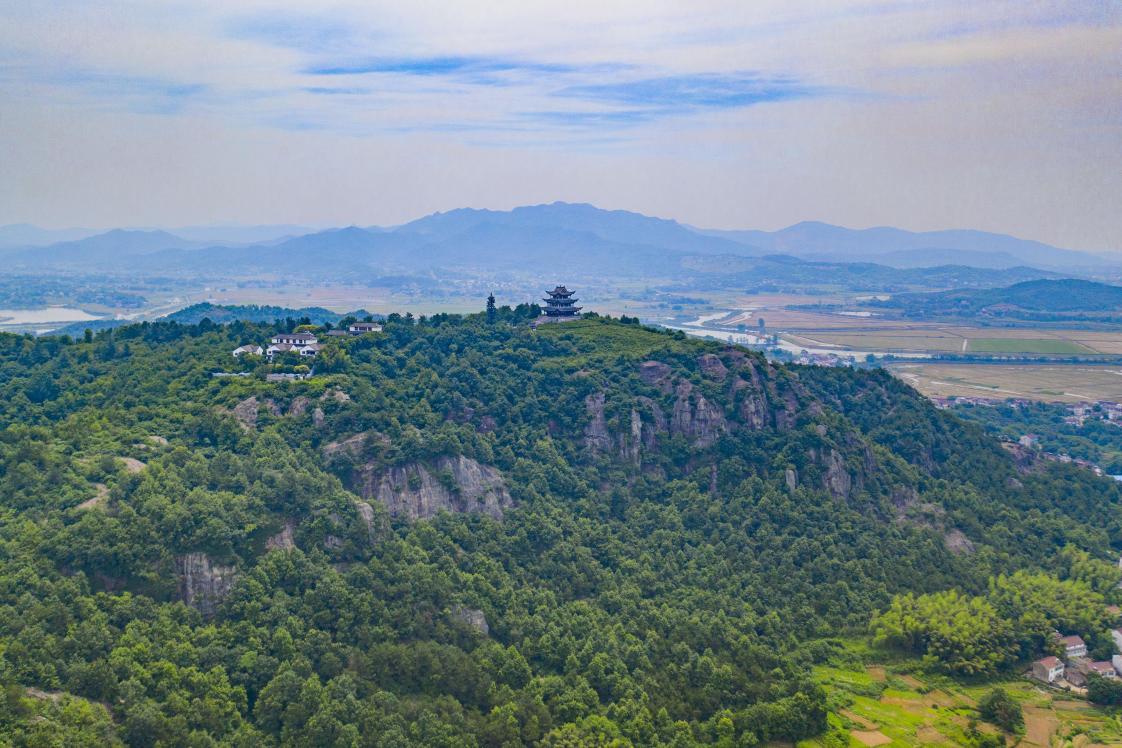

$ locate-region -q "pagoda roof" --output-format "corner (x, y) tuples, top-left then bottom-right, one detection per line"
(547, 286), (576, 297)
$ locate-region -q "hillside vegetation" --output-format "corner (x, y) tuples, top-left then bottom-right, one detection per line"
(0, 311), (1119, 746)
(870, 279), (1122, 323)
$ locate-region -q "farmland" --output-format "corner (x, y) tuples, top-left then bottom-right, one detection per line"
(804, 650), (1122, 748)
(888, 363), (1122, 402)
(710, 296), (1122, 357)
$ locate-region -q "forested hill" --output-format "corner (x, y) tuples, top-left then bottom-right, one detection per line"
(869, 278), (1122, 322)
(1, 312), (1119, 746)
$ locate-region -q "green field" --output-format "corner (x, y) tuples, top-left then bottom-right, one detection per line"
(966, 338), (1095, 354)
(799, 641), (1122, 747)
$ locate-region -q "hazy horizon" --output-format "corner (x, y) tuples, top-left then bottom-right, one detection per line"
(3, 201), (1117, 256)
(2, 2), (1120, 250)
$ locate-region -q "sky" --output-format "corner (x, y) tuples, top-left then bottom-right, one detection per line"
(1, 1), (1120, 249)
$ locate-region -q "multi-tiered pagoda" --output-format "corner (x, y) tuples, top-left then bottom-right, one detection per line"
(542, 285), (582, 318)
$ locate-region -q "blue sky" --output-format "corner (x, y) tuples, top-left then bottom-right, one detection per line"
(0, 1), (1119, 249)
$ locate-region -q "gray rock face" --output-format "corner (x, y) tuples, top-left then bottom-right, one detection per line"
(620, 409), (643, 465)
(943, 529), (976, 555)
(312, 407), (326, 428)
(266, 519), (296, 551)
(670, 381), (727, 447)
(451, 605), (490, 635)
(584, 392), (613, 453)
(698, 354), (728, 381)
(362, 455), (512, 521)
(354, 500), (377, 538)
(820, 448), (852, 501)
(732, 360), (771, 430)
(175, 553), (237, 615)
(785, 468), (798, 493)
(288, 396), (310, 417)
(232, 397), (260, 429)
(639, 360), (673, 392)
(232, 396), (280, 429)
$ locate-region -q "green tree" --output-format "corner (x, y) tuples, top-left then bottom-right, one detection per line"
(978, 688), (1023, 733)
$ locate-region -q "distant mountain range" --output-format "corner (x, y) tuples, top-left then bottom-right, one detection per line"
(3, 203), (1116, 277)
(0, 223), (314, 249)
(701, 221), (1111, 269)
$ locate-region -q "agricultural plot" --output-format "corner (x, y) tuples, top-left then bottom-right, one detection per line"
(803, 649), (1122, 747)
(707, 296), (1122, 357)
(966, 338), (1096, 354)
(888, 363), (1122, 402)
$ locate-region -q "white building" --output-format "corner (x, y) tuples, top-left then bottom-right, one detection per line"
(232, 344), (263, 357)
(267, 332), (319, 358)
(1032, 656), (1064, 683)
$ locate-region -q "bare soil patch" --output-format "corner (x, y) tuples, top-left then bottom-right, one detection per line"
(1023, 707), (1056, 747)
(851, 729), (892, 746)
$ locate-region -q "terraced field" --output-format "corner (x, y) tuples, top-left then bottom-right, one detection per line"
(802, 647), (1122, 747)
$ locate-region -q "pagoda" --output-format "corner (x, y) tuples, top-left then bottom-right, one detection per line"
(542, 285), (582, 318)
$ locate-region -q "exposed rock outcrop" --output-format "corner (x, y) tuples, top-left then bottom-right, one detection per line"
(76, 483), (109, 511)
(289, 396), (310, 417)
(354, 500), (377, 538)
(821, 448), (852, 501)
(361, 455), (512, 521)
(266, 519), (296, 551)
(639, 360), (673, 392)
(323, 431), (387, 462)
(943, 529), (976, 555)
(119, 457), (146, 474)
(176, 553), (237, 615)
(452, 605), (490, 635)
(671, 381), (727, 447)
(785, 468), (798, 493)
(231, 396), (280, 430)
(636, 396), (667, 449)
(584, 393), (612, 453)
(698, 354), (728, 381)
(232, 398), (259, 429)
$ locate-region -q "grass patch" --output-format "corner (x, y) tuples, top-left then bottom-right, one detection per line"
(808, 639), (1122, 747)
(967, 337), (1093, 354)
(533, 318), (701, 366)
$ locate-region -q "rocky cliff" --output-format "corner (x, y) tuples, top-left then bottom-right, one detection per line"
(585, 351), (799, 460)
(359, 455), (513, 521)
(175, 553), (237, 615)
(583, 349), (878, 499)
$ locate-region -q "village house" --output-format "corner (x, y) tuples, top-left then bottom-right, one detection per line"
(232, 344), (263, 358)
(1032, 656), (1065, 684)
(348, 321), (382, 334)
(271, 332), (318, 346)
(1088, 661), (1119, 679)
(1018, 434), (1040, 449)
(1059, 634), (1088, 659)
(266, 332), (320, 359)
